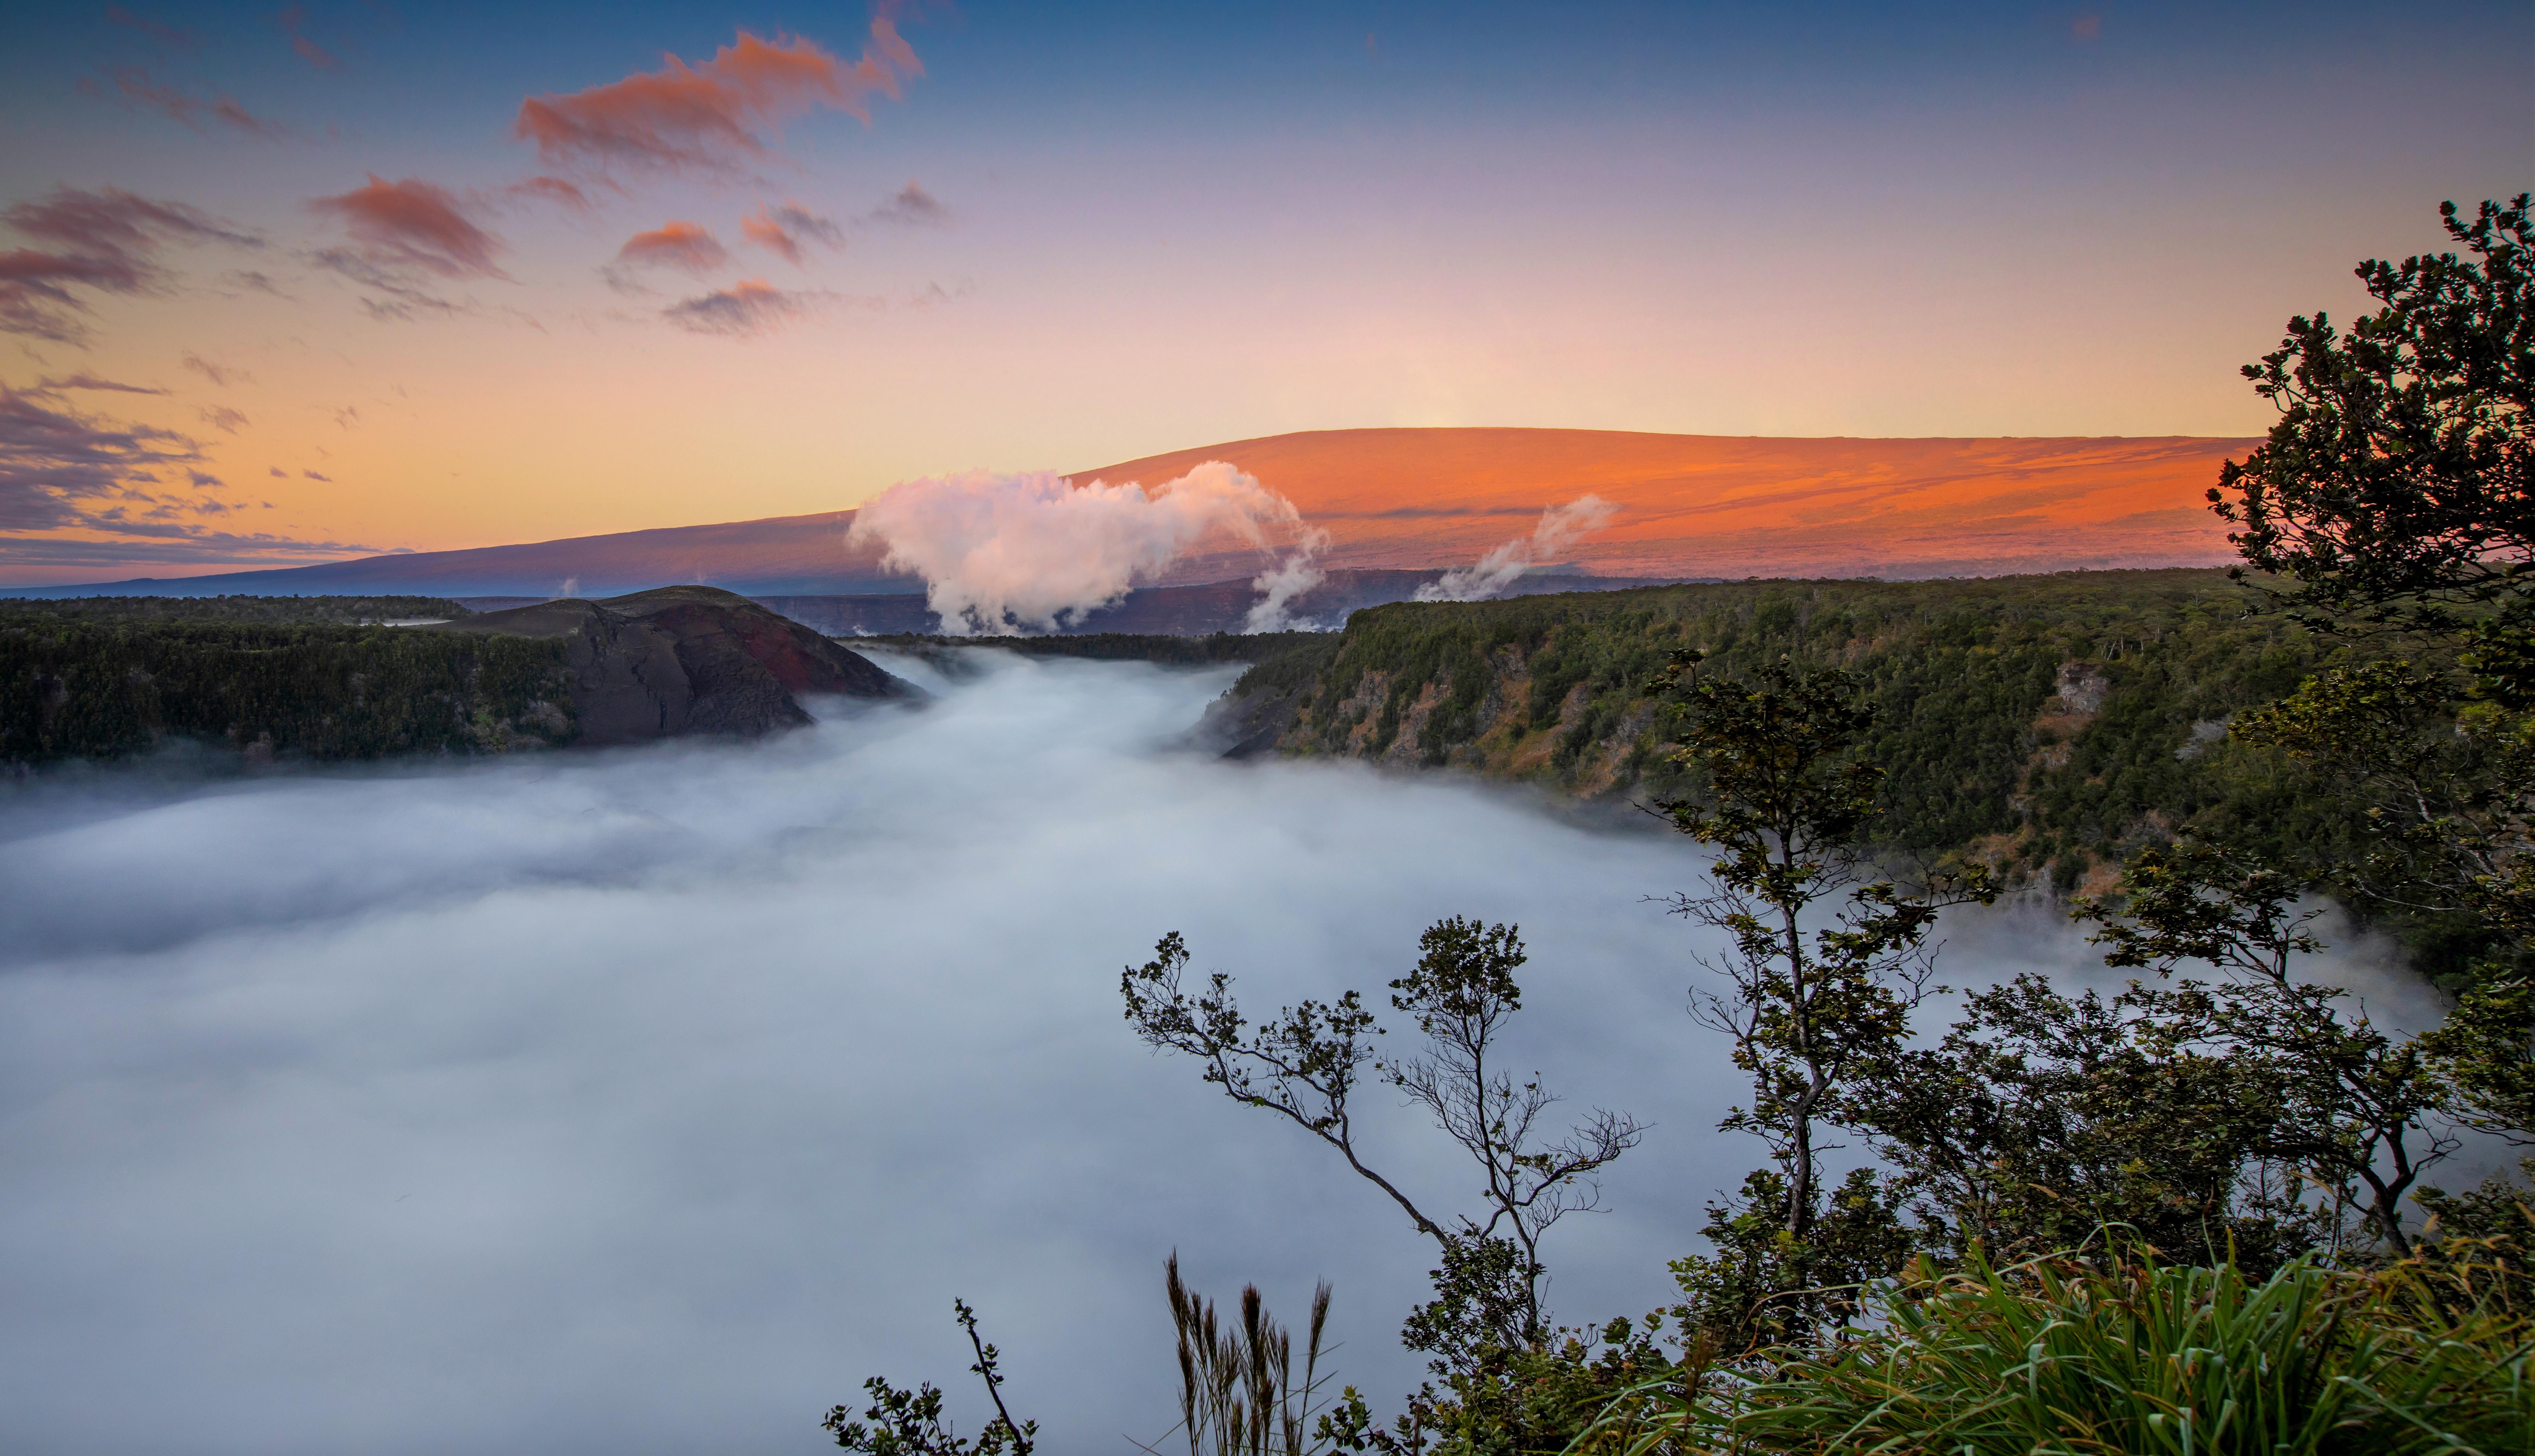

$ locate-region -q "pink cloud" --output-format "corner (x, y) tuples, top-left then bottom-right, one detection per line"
(503, 175), (596, 212)
(307, 174), (504, 278)
(615, 220), (729, 274)
(0, 384), (202, 530)
(866, 179), (946, 226)
(514, 20), (922, 175)
(180, 351), (244, 386)
(93, 66), (287, 138)
(274, 5), (340, 69)
(0, 187), (260, 344)
(106, 6), (205, 50)
(740, 201), (842, 265)
(662, 277), (818, 336)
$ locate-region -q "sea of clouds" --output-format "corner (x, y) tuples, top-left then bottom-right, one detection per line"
(0, 653), (2459, 1455)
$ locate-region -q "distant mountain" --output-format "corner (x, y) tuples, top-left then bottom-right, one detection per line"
(1069, 428), (2261, 582)
(4, 428), (2257, 601)
(0, 511), (895, 600)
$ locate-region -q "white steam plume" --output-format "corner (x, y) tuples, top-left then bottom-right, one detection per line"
(847, 462), (1328, 635)
(1242, 534), (1331, 633)
(1414, 494), (1619, 603)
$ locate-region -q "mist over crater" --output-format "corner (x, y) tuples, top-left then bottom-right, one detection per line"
(0, 653), (2424, 1455)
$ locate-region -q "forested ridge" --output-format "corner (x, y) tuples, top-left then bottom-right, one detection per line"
(2, 600), (576, 766)
(1218, 569), (2441, 925)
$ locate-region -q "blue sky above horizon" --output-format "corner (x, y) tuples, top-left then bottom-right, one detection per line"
(2, 1), (2526, 582)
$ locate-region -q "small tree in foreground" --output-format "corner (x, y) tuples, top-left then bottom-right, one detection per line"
(2086, 843), (2464, 1257)
(1122, 918), (1642, 1365)
(1648, 653), (1994, 1349)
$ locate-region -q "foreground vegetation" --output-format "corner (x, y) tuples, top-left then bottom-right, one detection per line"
(1583, 1246), (2532, 1455)
(833, 196), (2535, 1456)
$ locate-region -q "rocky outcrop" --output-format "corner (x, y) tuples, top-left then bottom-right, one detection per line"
(1194, 679), (1307, 759)
(427, 586), (916, 746)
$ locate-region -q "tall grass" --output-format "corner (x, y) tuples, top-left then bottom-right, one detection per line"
(1577, 1244), (2532, 1455)
(1153, 1254), (1336, 1456)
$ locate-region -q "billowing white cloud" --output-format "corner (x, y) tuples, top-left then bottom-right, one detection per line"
(848, 462), (1329, 634)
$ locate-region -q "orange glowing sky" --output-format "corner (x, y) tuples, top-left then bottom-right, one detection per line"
(2, 2), (2524, 586)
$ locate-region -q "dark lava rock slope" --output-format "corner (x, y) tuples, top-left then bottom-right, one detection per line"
(429, 586), (916, 745)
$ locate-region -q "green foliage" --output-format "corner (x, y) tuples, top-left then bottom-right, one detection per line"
(2422, 980), (2535, 1143)
(1322, 1318), (1679, 1456)
(1847, 972), (2326, 1276)
(1589, 1245), (2535, 1456)
(825, 1300), (1036, 1456)
(2084, 841), (2460, 1256)
(1651, 656), (1992, 1347)
(1226, 569), (2397, 892)
(1, 606), (574, 765)
(2199, 192), (2535, 986)
(2417, 1162), (2535, 1254)
(2235, 660), (2534, 957)
(1668, 1166), (1921, 1357)
(2212, 195), (2531, 653)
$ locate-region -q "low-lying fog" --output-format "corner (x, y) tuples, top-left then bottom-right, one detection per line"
(0, 654), (2446, 1455)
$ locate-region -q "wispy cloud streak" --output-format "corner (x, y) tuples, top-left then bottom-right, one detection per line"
(0, 188), (260, 344)
(514, 21), (921, 176)
(740, 202), (842, 265)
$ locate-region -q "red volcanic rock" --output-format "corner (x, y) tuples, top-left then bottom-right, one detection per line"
(603, 585), (905, 697)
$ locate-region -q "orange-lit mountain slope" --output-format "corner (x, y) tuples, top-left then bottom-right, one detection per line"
(1070, 429), (2262, 581)
(6, 429), (2263, 597)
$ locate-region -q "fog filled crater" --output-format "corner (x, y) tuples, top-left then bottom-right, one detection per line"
(0, 652), (2294, 1455)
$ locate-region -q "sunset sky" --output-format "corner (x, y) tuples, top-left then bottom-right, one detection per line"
(2, 0), (2524, 585)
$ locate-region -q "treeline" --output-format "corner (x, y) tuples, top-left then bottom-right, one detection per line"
(2, 606), (575, 766)
(1219, 569), (2466, 955)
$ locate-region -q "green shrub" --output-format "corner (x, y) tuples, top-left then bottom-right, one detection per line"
(1580, 1245), (2534, 1455)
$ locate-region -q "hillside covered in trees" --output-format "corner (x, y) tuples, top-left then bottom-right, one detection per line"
(2, 587), (916, 768)
(1207, 568), (2424, 914)
(2, 598), (577, 766)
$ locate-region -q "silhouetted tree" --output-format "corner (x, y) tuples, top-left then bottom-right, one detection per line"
(1123, 918), (1642, 1364)
(825, 1300), (1036, 1456)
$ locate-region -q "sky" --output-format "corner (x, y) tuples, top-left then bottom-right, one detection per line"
(2, 0), (2526, 579)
